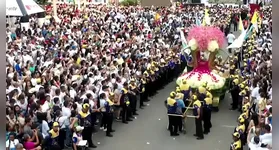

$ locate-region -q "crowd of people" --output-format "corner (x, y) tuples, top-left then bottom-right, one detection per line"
(228, 6), (272, 150)
(5, 2), (272, 150)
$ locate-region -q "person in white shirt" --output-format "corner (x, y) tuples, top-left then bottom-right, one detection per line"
(55, 110), (69, 149)
(99, 93), (107, 131)
(248, 136), (268, 150)
(227, 32), (235, 53)
(251, 84), (261, 112)
(6, 133), (19, 150)
(260, 124), (272, 147)
(72, 126), (86, 150)
(62, 101), (72, 147)
(41, 95), (51, 113)
(41, 120), (50, 138)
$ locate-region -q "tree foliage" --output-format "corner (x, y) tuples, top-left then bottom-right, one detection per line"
(120, 0), (139, 6)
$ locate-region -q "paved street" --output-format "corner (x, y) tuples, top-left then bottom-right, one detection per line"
(92, 81), (240, 150)
(89, 29), (242, 150)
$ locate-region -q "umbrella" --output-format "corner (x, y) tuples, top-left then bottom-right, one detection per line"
(6, 0), (23, 16)
(6, 0), (45, 16)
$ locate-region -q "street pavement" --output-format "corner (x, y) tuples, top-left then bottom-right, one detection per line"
(89, 29), (242, 150)
(92, 81), (240, 150)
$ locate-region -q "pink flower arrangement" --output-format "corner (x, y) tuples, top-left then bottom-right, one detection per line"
(183, 68), (219, 83)
(187, 26), (225, 51)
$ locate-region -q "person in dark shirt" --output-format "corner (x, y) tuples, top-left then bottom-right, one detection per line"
(71, 104), (97, 148)
(120, 82), (132, 124)
(230, 79), (240, 110)
(52, 98), (61, 113)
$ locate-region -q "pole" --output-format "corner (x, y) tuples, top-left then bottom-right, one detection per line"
(77, 0), (81, 10)
(53, 0), (57, 17)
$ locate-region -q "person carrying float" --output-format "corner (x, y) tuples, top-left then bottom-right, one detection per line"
(167, 91), (182, 136)
(179, 79), (192, 106)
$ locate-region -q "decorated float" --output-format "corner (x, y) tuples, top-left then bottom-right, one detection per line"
(176, 26), (230, 111)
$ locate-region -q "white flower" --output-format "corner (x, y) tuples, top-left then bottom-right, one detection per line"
(188, 39), (198, 51)
(208, 40), (219, 52)
(177, 71), (226, 90)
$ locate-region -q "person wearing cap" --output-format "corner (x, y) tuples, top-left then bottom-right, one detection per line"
(44, 122), (60, 150)
(202, 91), (212, 134)
(238, 88), (247, 112)
(139, 76), (147, 109)
(179, 79), (192, 106)
(240, 111), (249, 145)
(143, 71), (151, 99)
(103, 93), (116, 137)
(159, 58), (167, 87)
(175, 88), (186, 132)
(197, 83), (207, 102)
(167, 91), (180, 136)
(120, 82), (132, 124)
(72, 126), (85, 150)
(128, 78), (139, 116)
(142, 72), (151, 102)
(147, 66), (156, 96)
(192, 95), (204, 140)
(230, 78), (240, 110)
(234, 116), (246, 148)
(71, 103), (97, 148)
(231, 132), (242, 150)
(151, 62), (160, 94)
(242, 97), (251, 115)
(168, 57), (175, 82)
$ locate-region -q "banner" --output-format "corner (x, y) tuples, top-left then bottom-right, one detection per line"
(6, 0), (22, 16)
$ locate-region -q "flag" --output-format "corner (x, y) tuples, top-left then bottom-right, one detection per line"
(202, 9), (210, 26)
(251, 11), (258, 25)
(179, 29), (190, 55)
(180, 29), (188, 49)
(244, 24), (255, 40)
(155, 13), (161, 21)
(238, 16), (244, 32)
(227, 29), (247, 49)
(251, 11), (259, 33)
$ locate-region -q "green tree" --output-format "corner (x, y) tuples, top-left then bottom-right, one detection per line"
(120, 0), (139, 6)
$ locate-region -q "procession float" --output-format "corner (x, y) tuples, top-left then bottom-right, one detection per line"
(176, 26), (230, 111)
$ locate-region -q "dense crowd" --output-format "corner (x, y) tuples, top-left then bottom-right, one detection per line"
(228, 6), (272, 150)
(5, 2), (272, 150)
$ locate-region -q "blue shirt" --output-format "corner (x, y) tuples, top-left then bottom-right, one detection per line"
(176, 99), (186, 108)
(168, 61), (175, 69)
(15, 64), (22, 76)
(180, 54), (186, 62)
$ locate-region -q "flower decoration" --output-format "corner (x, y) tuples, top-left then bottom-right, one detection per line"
(208, 40), (219, 52)
(187, 26), (225, 52)
(188, 39), (198, 51)
(177, 68), (226, 90)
